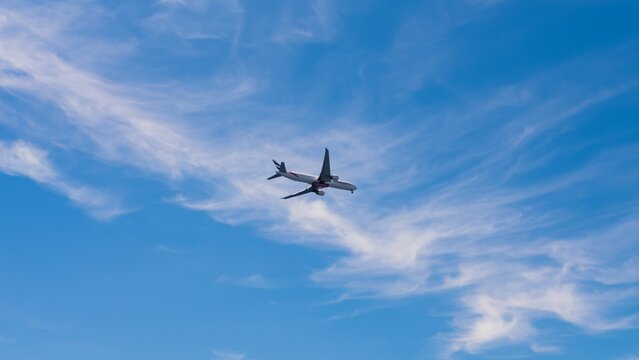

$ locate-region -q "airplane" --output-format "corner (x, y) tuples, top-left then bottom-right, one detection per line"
(268, 148), (357, 199)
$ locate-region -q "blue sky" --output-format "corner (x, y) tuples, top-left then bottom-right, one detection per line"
(1, 0), (638, 359)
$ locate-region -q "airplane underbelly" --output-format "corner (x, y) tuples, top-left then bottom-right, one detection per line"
(329, 181), (355, 191)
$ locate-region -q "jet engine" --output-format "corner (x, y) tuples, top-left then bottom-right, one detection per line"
(331, 175), (339, 181)
(315, 190), (325, 196)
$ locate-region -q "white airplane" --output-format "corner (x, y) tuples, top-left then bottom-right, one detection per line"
(268, 148), (357, 199)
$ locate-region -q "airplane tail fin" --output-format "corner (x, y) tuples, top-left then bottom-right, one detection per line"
(268, 159), (286, 180)
(272, 159), (287, 172)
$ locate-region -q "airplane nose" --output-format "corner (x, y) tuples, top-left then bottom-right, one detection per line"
(352, 185), (357, 190)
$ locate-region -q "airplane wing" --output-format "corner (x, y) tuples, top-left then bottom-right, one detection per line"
(318, 147), (331, 182)
(282, 186), (315, 199)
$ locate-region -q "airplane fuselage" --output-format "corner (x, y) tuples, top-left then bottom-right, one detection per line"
(268, 148), (357, 199)
(278, 171), (357, 191)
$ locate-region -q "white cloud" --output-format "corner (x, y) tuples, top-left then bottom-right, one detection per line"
(147, 0), (243, 40)
(0, 1), (638, 356)
(530, 343), (560, 354)
(449, 283), (603, 353)
(271, 0), (338, 44)
(216, 274), (276, 289)
(0, 139), (56, 182)
(0, 140), (126, 220)
(154, 244), (186, 254)
(212, 349), (246, 360)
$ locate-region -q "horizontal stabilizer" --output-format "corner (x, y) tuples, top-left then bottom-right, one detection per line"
(267, 173), (282, 180)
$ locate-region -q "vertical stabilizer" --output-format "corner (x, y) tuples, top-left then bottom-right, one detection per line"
(273, 159), (287, 172)
(268, 159), (286, 180)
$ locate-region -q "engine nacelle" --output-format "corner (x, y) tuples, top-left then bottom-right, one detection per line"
(331, 175), (339, 181)
(316, 190), (325, 196)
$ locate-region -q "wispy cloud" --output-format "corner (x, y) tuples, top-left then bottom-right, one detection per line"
(270, 0), (338, 44)
(0, 139), (126, 220)
(216, 274), (277, 289)
(212, 349), (246, 360)
(0, 1), (638, 356)
(531, 343), (561, 354)
(147, 0), (243, 41)
(618, 356), (639, 360)
(154, 244), (186, 254)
